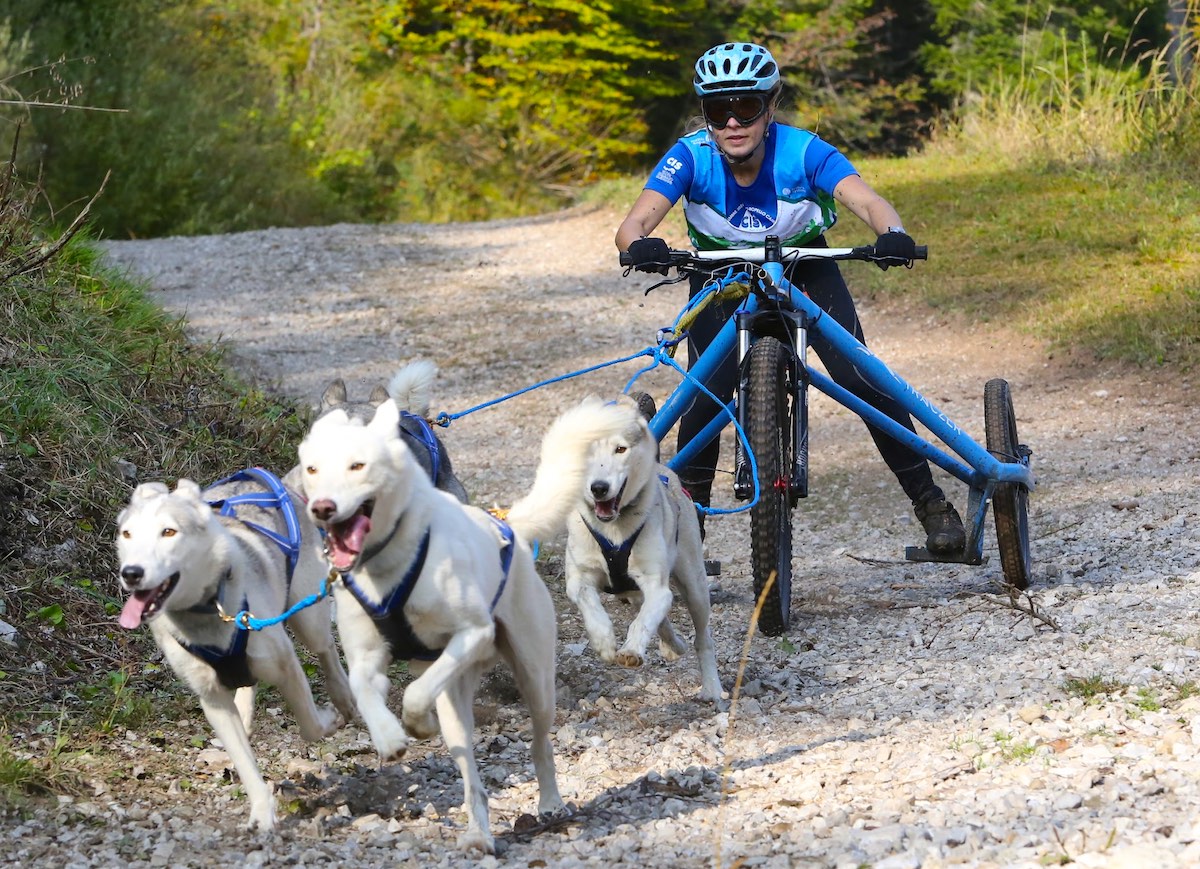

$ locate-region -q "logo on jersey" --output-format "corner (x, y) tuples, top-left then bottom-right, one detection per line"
(729, 205), (775, 233)
(654, 156), (685, 188)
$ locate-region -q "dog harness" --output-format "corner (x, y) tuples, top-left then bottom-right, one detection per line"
(400, 411), (444, 486)
(173, 568), (256, 690)
(586, 475), (675, 595)
(207, 467), (303, 582)
(340, 516), (516, 661)
(168, 468), (303, 689)
(587, 523), (645, 595)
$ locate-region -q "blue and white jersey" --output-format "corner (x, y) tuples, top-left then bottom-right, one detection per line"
(644, 123), (857, 250)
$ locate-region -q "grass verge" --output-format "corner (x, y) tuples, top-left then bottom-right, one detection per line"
(0, 170), (314, 810)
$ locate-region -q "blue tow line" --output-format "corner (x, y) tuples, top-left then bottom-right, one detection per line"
(431, 278), (761, 519)
(226, 279), (763, 631)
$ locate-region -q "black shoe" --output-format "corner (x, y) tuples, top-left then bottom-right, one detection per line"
(705, 559), (721, 577)
(914, 497), (966, 556)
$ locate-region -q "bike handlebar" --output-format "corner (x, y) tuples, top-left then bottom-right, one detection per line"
(619, 243), (928, 269)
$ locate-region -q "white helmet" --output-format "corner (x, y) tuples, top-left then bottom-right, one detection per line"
(693, 42), (780, 97)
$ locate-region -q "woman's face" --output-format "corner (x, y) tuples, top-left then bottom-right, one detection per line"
(702, 94), (772, 162)
(711, 112), (769, 161)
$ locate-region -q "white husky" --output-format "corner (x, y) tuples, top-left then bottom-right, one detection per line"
(511, 395), (722, 702)
(296, 397), (630, 853)
(115, 470), (356, 831)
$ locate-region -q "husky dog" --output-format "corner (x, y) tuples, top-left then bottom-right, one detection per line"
(115, 470), (356, 831)
(516, 395), (722, 703)
(312, 360), (468, 502)
(296, 397), (631, 853)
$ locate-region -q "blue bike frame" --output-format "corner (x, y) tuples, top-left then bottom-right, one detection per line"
(646, 251), (1036, 565)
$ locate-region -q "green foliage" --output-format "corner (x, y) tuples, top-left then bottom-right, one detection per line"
(0, 730), (86, 809)
(922, 0), (1169, 98)
(0, 0), (1191, 235)
(1, 0), (345, 237)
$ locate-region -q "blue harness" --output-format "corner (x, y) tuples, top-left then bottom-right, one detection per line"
(340, 515), (516, 661)
(172, 467), (304, 690)
(586, 475), (674, 595)
(401, 411), (443, 487)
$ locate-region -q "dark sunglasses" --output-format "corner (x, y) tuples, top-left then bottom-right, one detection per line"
(702, 95), (769, 129)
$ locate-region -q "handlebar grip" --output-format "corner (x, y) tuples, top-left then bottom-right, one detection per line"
(913, 245), (928, 260)
(619, 251), (633, 266)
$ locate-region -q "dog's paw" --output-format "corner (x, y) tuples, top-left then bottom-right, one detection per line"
(247, 801), (278, 833)
(371, 719), (412, 762)
(457, 827), (496, 855)
(614, 649), (643, 669)
(402, 706), (439, 741)
(537, 795), (569, 817)
(305, 704), (341, 741)
(658, 638), (685, 662)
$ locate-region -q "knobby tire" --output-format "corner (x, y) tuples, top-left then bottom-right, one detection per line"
(745, 337), (794, 636)
(984, 378), (1032, 590)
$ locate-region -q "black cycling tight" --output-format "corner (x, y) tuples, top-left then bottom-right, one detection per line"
(675, 244), (942, 508)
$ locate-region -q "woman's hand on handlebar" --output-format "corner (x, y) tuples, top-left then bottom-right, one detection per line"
(625, 237), (672, 274)
(872, 230), (917, 271)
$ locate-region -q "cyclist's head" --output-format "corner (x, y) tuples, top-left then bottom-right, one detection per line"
(693, 42), (780, 99)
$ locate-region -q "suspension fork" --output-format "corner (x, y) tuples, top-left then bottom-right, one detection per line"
(732, 236), (811, 502)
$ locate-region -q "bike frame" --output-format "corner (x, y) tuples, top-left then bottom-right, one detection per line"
(645, 246), (1036, 565)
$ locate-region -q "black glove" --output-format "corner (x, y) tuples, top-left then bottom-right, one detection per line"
(627, 237), (671, 274)
(873, 230), (916, 271)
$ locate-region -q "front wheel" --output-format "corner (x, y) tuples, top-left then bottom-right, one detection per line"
(984, 378), (1033, 590)
(744, 337), (795, 636)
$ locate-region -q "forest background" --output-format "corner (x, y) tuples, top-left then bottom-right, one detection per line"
(1, 0), (1195, 237)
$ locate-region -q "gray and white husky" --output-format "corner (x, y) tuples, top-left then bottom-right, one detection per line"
(515, 395), (722, 703)
(115, 469), (356, 831)
(296, 396), (632, 853)
(308, 359), (468, 503)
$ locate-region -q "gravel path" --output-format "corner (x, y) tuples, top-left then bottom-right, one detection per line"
(16, 209), (1198, 868)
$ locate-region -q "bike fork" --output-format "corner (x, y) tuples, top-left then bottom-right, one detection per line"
(791, 340), (809, 504)
(732, 312), (810, 503)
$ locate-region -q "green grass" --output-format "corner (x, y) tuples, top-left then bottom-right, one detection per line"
(0, 187), (316, 771)
(1063, 674), (1126, 703)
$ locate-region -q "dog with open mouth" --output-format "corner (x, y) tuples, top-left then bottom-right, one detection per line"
(115, 471), (356, 831)
(514, 395), (723, 703)
(296, 396), (633, 853)
(300, 359), (468, 503)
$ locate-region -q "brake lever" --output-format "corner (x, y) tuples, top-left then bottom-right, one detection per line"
(619, 269), (687, 296)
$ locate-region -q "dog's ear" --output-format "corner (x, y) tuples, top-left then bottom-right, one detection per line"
(130, 481), (170, 504)
(368, 398), (401, 436)
(173, 479), (204, 501)
(320, 378), (348, 412)
(368, 383), (390, 405)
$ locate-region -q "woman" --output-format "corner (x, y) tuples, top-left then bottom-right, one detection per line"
(615, 41), (965, 557)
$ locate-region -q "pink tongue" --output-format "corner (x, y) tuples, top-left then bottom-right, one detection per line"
(595, 499), (619, 520)
(329, 513), (372, 570)
(119, 595), (151, 629)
